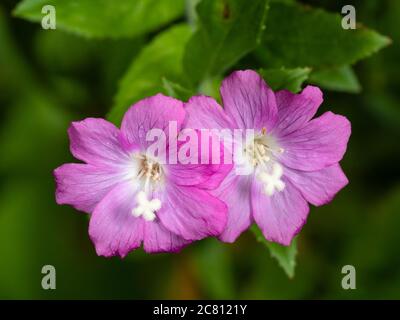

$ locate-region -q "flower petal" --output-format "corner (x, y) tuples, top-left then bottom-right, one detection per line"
(285, 163), (349, 206)
(157, 186), (227, 241)
(251, 176), (309, 246)
(220, 70), (278, 130)
(167, 161), (232, 190)
(143, 222), (190, 254)
(89, 181), (144, 258)
(54, 163), (126, 213)
(277, 111), (351, 171)
(166, 129), (233, 190)
(120, 93), (186, 151)
(272, 86), (323, 136)
(68, 118), (129, 166)
(185, 95), (235, 130)
(216, 172), (253, 242)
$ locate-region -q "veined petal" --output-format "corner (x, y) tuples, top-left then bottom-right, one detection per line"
(216, 172), (253, 243)
(252, 176), (309, 246)
(167, 162), (232, 190)
(68, 118), (130, 166)
(54, 163), (126, 213)
(89, 181), (144, 258)
(166, 129), (233, 190)
(185, 95), (235, 130)
(277, 111), (351, 171)
(143, 222), (190, 254)
(220, 70), (278, 131)
(157, 186), (227, 241)
(285, 163), (349, 206)
(120, 93), (186, 151)
(272, 86), (323, 136)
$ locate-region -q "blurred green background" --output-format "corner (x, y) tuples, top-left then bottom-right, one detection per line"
(0, 0), (399, 299)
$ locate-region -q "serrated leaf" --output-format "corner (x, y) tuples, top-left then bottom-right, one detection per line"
(259, 67), (311, 93)
(309, 66), (361, 93)
(251, 225), (297, 278)
(258, 2), (390, 68)
(108, 24), (192, 125)
(183, 0), (269, 85)
(14, 0), (185, 38)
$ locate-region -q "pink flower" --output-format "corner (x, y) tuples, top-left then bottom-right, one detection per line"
(186, 70), (351, 245)
(54, 94), (230, 257)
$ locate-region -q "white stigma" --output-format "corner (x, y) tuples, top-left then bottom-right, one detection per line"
(131, 154), (163, 221)
(258, 162), (285, 196)
(132, 191), (161, 221)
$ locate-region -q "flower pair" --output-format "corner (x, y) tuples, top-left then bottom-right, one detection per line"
(54, 70), (351, 257)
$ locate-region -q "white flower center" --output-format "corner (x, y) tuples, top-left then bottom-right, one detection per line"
(131, 155), (163, 221)
(245, 128), (285, 196)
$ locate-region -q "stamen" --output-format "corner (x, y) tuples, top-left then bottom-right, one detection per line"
(131, 155), (163, 221)
(244, 130), (285, 169)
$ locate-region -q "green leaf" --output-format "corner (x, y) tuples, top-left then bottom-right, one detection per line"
(259, 67), (311, 93)
(183, 0), (269, 85)
(14, 0), (185, 38)
(108, 24), (192, 125)
(258, 2), (391, 68)
(251, 225), (297, 278)
(162, 78), (194, 101)
(309, 66), (361, 93)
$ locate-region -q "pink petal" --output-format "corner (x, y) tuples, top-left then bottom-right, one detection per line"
(220, 70), (278, 131)
(285, 163), (349, 206)
(277, 111), (351, 171)
(88, 181), (144, 258)
(167, 161), (232, 190)
(120, 93), (186, 151)
(143, 222), (190, 254)
(68, 118), (129, 166)
(166, 129), (233, 190)
(54, 164), (125, 213)
(272, 86), (323, 136)
(251, 176), (309, 246)
(215, 172), (253, 243)
(157, 186), (227, 241)
(185, 95), (235, 130)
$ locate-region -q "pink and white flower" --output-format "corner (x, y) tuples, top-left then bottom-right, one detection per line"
(54, 94), (231, 257)
(186, 70), (351, 245)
